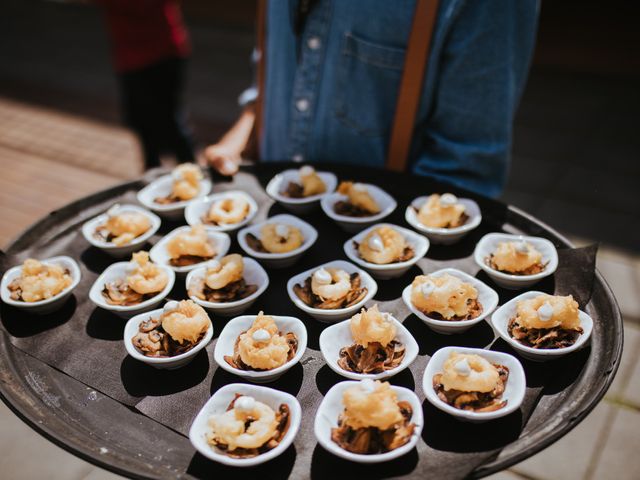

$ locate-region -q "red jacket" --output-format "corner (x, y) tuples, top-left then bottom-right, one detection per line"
(101, 0), (190, 72)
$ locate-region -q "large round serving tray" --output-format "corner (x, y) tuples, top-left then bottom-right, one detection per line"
(0, 163), (623, 479)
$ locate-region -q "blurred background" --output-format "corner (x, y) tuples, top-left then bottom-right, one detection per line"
(0, 1), (638, 479)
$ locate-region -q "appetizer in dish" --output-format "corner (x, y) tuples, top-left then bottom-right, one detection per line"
(509, 294), (583, 349)
(355, 226), (414, 264)
(103, 251), (168, 306)
(166, 224), (217, 267)
(415, 193), (468, 228)
(282, 165), (326, 198)
(293, 266), (367, 309)
(331, 379), (415, 454)
(206, 394), (291, 458)
(188, 254), (258, 303)
(94, 204), (151, 246)
(338, 305), (405, 374)
(432, 352), (509, 412)
(335, 181), (380, 217)
(202, 194), (250, 226)
(131, 300), (211, 357)
(7, 258), (73, 303)
(410, 273), (482, 321)
(154, 163), (203, 204)
(486, 239), (547, 275)
(224, 312), (298, 371)
(246, 223), (303, 254)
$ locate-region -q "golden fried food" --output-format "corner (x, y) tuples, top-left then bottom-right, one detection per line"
(166, 224), (216, 260)
(259, 224), (303, 254)
(161, 300), (211, 344)
(350, 304), (396, 348)
(8, 259), (73, 302)
(237, 312), (291, 370)
(206, 195), (250, 225)
(410, 273), (479, 320)
(489, 241), (544, 274)
(440, 352), (500, 393)
(125, 251), (168, 295)
(417, 193), (466, 228)
(171, 163), (203, 201)
(342, 380), (405, 430)
(310, 267), (351, 301)
(99, 205), (151, 246)
(515, 294), (580, 330)
(299, 166), (326, 196)
(358, 226), (407, 264)
(205, 254), (244, 290)
(337, 181), (380, 214)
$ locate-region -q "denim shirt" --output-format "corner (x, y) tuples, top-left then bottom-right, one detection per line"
(259, 0), (539, 197)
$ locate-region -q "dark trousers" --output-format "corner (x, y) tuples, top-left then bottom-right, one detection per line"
(119, 57), (195, 169)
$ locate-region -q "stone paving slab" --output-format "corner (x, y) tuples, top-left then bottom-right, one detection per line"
(591, 407), (640, 480)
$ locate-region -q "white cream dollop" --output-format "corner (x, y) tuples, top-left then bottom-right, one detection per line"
(454, 357), (471, 376)
(299, 165), (314, 176)
(359, 378), (376, 394)
(440, 193), (458, 206)
(367, 233), (384, 252)
(275, 224), (290, 238)
(234, 396), (256, 413)
(515, 240), (529, 255)
(352, 183), (367, 192)
(420, 281), (436, 297)
(251, 328), (271, 343)
(207, 259), (221, 270)
(125, 260), (137, 274)
(537, 301), (554, 322)
(171, 169), (184, 181)
(312, 267), (332, 285)
(163, 300), (180, 312)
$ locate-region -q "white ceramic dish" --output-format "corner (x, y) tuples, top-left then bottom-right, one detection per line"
(320, 183), (397, 233)
(422, 346), (526, 422)
(124, 307), (213, 369)
(81, 204), (161, 258)
(314, 381), (423, 463)
(474, 233), (559, 290)
(88, 261), (175, 319)
(186, 257), (269, 317)
(401, 268), (499, 334)
(319, 314), (419, 380)
(1, 256), (81, 315)
(137, 174), (212, 220)
(405, 196), (482, 245)
(343, 223), (429, 279)
(184, 190), (258, 232)
(189, 383), (301, 467)
(266, 168), (338, 214)
(490, 290), (594, 361)
(237, 214), (318, 269)
(149, 226), (230, 276)
(213, 314), (307, 383)
(286, 260), (377, 323)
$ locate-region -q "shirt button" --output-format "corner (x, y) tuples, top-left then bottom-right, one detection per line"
(295, 98), (310, 112)
(292, 154), (304, 162)
(307, 36), (321, 50)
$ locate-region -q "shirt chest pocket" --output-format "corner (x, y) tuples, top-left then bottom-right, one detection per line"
(334, 32), (406, 137)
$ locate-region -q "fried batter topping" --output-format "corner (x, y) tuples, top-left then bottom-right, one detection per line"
(102, 251), (168, 305)
(410, 273), (482, 321)
(154, 164), (203, 204)
(166, 224), (216, 266)
(417, 193), (467, 228)
(487, 240), (546, 275)
(283, 166), (327, 198)
(94, 205), (152, 246)
(293, 269), (368, 310)
(8, 259), (73, 303)
(335, 181), (380, 216)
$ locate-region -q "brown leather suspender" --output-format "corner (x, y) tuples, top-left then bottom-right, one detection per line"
(386, 0), (440, 172)
(254, 0), (439, 168)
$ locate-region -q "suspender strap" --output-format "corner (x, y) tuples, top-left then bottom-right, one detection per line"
(254, 0), (268, 157)
(385, 0), (440, 172)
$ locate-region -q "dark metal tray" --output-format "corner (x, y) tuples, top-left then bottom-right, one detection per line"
(0, 163), (623, 479)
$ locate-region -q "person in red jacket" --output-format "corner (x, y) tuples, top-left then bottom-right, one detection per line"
(100, 0), (195, 169)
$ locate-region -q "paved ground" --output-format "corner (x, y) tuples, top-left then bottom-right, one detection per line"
(0, 1), (638, 479)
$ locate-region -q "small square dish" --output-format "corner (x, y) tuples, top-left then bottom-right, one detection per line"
(401, 268), (499, 334)
(81, 204), (161, 258)
(314, 380), (423, 463)
(1, 256), (81, 315)
(343, 223), (429, 279)
(184, 190), (258, 232)
(286, 260), (377, 323)
(490, 290), (593, 361)
(213, 313), (307, 383)
(189, 383), (302, 467)
(186, 257), (269, 317)
(474, 233), (558, 289)
(405, 195), (481, 245)
(321, 183), (396, 233)
(422, 346), (526, 422)
(137, 172), (212, 220)
(266, 167), (337, 214)
(237, 214), (318, 269)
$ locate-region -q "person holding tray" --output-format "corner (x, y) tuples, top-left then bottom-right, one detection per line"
(205, 0), (539, 197)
